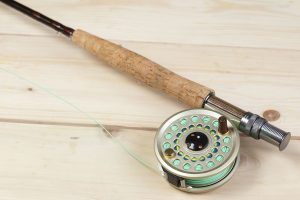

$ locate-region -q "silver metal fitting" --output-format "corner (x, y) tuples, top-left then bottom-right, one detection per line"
(239, 112), (291, 151)
(204, 95), (291, 151)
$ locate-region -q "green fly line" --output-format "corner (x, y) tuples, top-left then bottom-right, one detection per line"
(0, 66), (159, 174)
(185, 161), (235, 187)
(0, 66), (239, 189)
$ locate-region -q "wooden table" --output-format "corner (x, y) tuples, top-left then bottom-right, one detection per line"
(0, 0), (299, 199)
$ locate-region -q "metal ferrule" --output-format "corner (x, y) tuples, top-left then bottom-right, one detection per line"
(204, 94), (291, 151)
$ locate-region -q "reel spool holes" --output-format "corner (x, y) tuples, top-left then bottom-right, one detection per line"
(155, 109), (240, 193)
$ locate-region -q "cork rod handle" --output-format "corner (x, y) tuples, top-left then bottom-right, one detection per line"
(72, 29), (213, 107)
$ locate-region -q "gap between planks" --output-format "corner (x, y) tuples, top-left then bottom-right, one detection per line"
(1, 32), (300, 52)
(0, 117), (299, 140)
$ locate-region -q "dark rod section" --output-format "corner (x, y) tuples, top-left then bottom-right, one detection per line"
(1, 0), (74, 37)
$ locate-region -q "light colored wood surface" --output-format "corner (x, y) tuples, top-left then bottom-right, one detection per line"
(0, 0), (299, 199)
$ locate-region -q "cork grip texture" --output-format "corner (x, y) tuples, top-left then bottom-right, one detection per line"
(72, 29), (213, 107)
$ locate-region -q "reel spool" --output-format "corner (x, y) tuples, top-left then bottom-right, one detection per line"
(155, 109), (240, 193)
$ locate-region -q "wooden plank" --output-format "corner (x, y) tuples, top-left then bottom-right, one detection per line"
(0, 0), (299, 198)
(0, 0), (300, 49)
(0, 34), (299, 135)
(0, 122), (298, 199)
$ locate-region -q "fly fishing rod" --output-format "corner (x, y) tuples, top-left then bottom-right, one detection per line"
(1, 0), (291, 192)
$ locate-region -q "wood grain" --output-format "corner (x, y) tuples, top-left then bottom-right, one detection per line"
(0, 0), (299, 199)
(0, 122), (299, 200)
(0, 34), (299, 134)
(1, 0), (300, 49)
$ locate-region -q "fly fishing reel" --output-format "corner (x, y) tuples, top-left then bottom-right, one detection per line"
(155, 109), (240, 193)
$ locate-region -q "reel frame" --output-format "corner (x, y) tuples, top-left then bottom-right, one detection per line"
(155, 109), (240, 193)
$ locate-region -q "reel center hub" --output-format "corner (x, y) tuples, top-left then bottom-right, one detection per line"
(185, 132), (208, 151)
